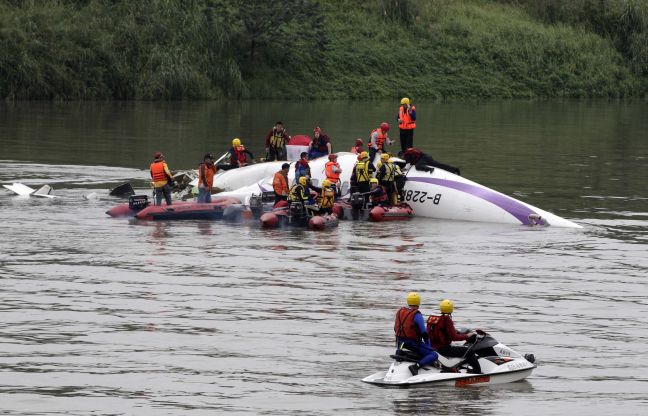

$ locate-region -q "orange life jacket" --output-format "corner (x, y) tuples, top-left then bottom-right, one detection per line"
(371, 128), (388, 151)
(273, 170), (289, 196)
(325, 161), (341, 182)
(198, 162), (217, 188)
(150, 161), (169, 183)
(399, 105), (416, 130)
(394, 307), (421, 340)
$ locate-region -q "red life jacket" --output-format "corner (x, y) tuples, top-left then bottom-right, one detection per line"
(428, 314), (463, 350)
(394, 307), (421, 340)
(371, 128), (388, 150)
(371, 185), (388, 204)
(325, 161), (340, 182)
(231, 145), (248, 165)
(399, 105), (416, 130)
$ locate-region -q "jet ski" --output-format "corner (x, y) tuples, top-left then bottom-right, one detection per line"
(362, 331), (536, 387)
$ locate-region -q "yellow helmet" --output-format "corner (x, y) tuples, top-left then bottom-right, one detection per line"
(369, 178), (379, 184)
(440, 299), (454, 314)
(298, 176), (308, 186)
(322, 179), (331, 188)
(407, 292), (420, 306)
(232, 138), (241, 147)
(400, 97), (410, 105)
(381, 153), (390, 161)
(360, 151), (369, 160)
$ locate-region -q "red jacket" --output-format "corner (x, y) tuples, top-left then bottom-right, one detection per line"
(428, 314), (469, 350)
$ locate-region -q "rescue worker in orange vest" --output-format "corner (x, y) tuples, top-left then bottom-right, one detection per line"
(350, 151), (374, 195)
(376, 153), (398, 205)
(265, 121), (290, 161)
(273, 163), (290, 205)
(427, 299), (481, 374)
(150, 151), (174, 206)
(397, 97), (416, 154)
(226, 138), (254, 169)
(395, 292), (439, 376)
(368, 178), (389, 207)
(197, 153), (218, 203)
(369, 122), (393, 163)
(350, 138), (364, 154)
(319, 179), (336, 215)
(324, 153), (342, 196)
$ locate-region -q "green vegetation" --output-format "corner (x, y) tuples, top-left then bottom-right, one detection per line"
(0, 0), (646, 100)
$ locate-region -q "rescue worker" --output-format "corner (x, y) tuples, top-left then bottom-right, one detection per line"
(288, 176), (315, 216)
(226, 138), (254, 170)
(369, 122), (393, 163)
(427, 299), (481, 374)
(397, 97), (416, 154)
(319, 179), (336, 215)
(150, 152), (174, 206)
(197, 153), (218, 203)
(295, 152), (311, 183)
(272, 163), (290, 205)
(265, 121), (290, 161)
(403, 147), (461, 176)
(368, 178), (389, 207)
(308, 127), (332, 159)
(350, 151), (374, 195)
(350, 138), (364, 154)
(376, 153), (398, 205)
(324, 153), (342, 196)
(392, 157), (407, 203)
(394, 292), (439, 376)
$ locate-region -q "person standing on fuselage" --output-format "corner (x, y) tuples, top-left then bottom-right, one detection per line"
(397, 97), (416, 154)
(265, 121), (290, 161)
(394, 292), (439, 376)
(369, 122), (393, 163)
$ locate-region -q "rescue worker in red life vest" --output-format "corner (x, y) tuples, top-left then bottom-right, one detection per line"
(369, 122), (394, 163)
(272, 163), (291, 205)
(403, 147), (461, 176)
(226, 138), (254, 169)
(350, 151), (375, 195)
(324, 153), (342, 196)
(368, 178), (389, 207)
(397, 97), (416, 154)
(308, 127), (332, 159)
(197, 153), (218, 203)
(150, 151), (174, 206)
(350, 138), (364, 154)
(265, 121), (290, 161)
(376, 153), (398, 205)
(319, 179), (336, 215)
(394, 292), (439, 376)
(427, 299), (481, 374)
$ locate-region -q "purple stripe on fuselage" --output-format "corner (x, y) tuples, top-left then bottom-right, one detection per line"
(407, 177), (535, 225)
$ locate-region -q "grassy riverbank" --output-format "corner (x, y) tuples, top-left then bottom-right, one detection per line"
(1, 0), (646, 100)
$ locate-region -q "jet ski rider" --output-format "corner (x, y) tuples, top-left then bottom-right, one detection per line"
(394, 292), (439, 376)
(427, 299), (481, 374)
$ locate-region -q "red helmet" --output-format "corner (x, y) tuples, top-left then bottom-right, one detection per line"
(355, 138), (363, 146)
(380, 122), (390, 132)
(313, 126), (321, 133)
(328, 153), (337, 161)
(153, 151), (163, 159)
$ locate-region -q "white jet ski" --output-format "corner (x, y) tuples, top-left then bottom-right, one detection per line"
(363, 331), (536, 387)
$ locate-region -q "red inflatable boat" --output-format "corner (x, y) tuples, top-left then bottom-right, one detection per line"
(260, 201), (338, 230)
(368, 203), (414, 222)
(106, 195), (241, 220)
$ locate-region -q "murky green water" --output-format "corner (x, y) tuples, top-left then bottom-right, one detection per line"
(1, 100), (647, 415)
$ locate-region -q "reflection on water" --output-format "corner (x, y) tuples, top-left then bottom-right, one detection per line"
(1, 100), (647, 415)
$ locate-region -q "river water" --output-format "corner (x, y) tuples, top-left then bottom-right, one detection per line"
(0, 101), (647, 415)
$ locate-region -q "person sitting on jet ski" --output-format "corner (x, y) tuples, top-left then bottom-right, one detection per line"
(403, 147), (461, 176)
(427, 299), (481, 374)
(394, 292), (439, 376)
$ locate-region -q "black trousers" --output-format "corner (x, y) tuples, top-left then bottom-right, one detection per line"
(437, 345), (481, 373)
(399, 129), (414, 153)
(267, 147), (286, 161)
